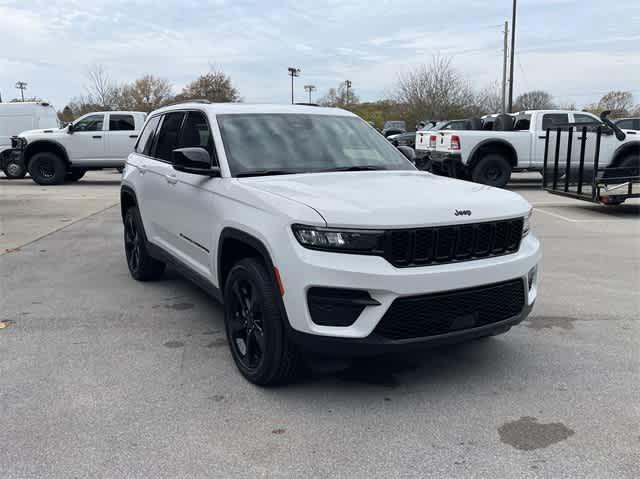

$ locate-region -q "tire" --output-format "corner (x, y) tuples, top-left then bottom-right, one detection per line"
(123, 207), (166, 281)
(471, 154), (512, 187)
(2, 158), (27, 179)
(28, 152), (67, 185)
(224, 258), (303, 386)
(66, 169), (86, 182)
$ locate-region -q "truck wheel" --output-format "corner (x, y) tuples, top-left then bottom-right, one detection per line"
(224, 258), (304, 386)
(3, 159), (27, 179)
(603, 154), (639, 180)
(66, 169), (86, 182)
(472, 154), (512, 187)
(123, 207), (166, 281)
(28, 152), (67, 185)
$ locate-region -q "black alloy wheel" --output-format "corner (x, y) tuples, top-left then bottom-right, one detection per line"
(227, 277), (266, 372)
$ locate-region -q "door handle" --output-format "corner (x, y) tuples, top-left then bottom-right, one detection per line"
(92, 135), (102, 139)
(139, 164), (147, 174)
(129, 135), (138, 138)
(538, 135), (547, 139)
(166, 174), (178, 185)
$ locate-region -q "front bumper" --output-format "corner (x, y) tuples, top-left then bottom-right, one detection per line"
(290, 303), (533, 356)
(276, 233), (541, 344)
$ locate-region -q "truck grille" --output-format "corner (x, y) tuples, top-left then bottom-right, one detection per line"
(373, 279), (525, 340)
(384, 218), (523, 267)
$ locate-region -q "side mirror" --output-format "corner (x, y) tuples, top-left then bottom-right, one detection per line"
(397, 145), (416, 164)
(172, 147), (220, 177)
(67, 123), (74, 133)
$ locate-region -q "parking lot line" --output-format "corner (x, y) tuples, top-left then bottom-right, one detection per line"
(533, 207), (637, 223)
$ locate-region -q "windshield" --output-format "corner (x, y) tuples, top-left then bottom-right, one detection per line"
(218, 114), (415, 177)
(383, 121), (405, 129)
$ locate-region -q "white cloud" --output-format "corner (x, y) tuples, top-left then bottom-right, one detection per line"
(0, 0), (638, 108)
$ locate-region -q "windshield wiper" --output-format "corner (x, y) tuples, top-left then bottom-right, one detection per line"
(319, 165), (388, 172)
(236, 169), (301, 178)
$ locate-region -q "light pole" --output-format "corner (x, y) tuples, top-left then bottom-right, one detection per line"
(345, 80), (352, 105)
(15, 81), (28, 102)
(288, 67), (300, 104)
(304, 85), (316, 103)
(508, 0), (517, 112)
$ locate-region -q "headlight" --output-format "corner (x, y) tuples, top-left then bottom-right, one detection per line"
(292, 224), (385, 253)
(522, 209), (532, 237)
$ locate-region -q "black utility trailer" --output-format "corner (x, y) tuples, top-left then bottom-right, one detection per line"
(542, 112), (639, 205)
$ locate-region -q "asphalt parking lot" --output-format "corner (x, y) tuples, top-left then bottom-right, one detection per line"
(1, 172), (639, 478)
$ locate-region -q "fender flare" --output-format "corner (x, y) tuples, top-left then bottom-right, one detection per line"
(24, 139), (71, 166)
(610, 141), (640, 166)
(217, 227), (276, 289)
(467, 139), (518, 169)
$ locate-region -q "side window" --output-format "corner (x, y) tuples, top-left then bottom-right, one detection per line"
(178, 111), (215, 163)
(541, 113), (569, 131)
(573, 114), (599, 125)
(135, 115), (161, 155)
(73, 114), (104, 132)
(616, 119), (632, 130)
(109, 114), (135, 131)
(153, 112), (185, 161)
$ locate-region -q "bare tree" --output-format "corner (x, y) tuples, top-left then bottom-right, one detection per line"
(116, 75), (174, 112)
(596, 91), (634, 117)
(86, 64), (118, 109)
(513, 90), (555, 111)
(177, 66), (241, 103)
(474, 82), (504, 116)
(318, 81), (359, 108)
(393, 56), (476, 126)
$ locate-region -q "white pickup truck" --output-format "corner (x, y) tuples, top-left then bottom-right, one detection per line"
(9, 110), (146, 184)
(422, 110), (640, 187)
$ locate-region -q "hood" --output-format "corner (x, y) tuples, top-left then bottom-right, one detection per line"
(19, 127), (64, 137)
(241, 171), (530, 228)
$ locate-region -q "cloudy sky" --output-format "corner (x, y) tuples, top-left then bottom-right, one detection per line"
(1, 0), (639, 109)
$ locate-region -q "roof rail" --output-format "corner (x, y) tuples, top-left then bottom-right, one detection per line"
(294, 102), (319, 107)
(167, 99), (212, 106)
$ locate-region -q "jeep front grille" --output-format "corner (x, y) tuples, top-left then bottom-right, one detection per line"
(384, 218), (524, 267)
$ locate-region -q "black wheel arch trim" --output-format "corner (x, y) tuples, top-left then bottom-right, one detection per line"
(24, 139), (71, 166)
(611, 141), (640, 166)
(467, 139), (518, 169)
(120, 185), (138, 222)
(217, 227), (292, 331)
(217, 228), (277, 291)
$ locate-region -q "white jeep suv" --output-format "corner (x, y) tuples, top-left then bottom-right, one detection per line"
(121, 102), (541, 385)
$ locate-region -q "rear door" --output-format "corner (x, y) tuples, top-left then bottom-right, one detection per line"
(105, 113), (139, 160)
(143, 111), (186, 251)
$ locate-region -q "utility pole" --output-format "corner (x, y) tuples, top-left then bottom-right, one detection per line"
(502, 21), (509, 113)
(304, 84), (316, 103)
(345, 80), (352, 105)
(507, 0), (517, 112)
(15, 81), (28, 102)
(288, 67), (300, 104)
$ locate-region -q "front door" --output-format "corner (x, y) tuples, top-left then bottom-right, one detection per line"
(169, 110), (221, 281)
(68, 113), (106, 162)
